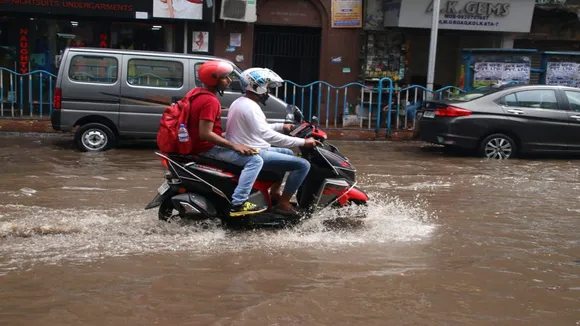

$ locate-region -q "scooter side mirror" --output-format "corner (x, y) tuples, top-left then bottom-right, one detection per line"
(293, 107), (304, 123)
(311, 115), (319, 126)
(284, 113), (295, 124)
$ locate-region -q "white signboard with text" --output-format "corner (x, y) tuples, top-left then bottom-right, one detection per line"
(473, 61), (531, 86)
(546, 62), (580, 87)
(385, 0), (535, 33)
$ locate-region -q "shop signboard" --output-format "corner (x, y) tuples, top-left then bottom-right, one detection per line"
(472, 56), (531, 87)
(332, 0), (363, 28)
(0, 0), (213, 21)
(384, 0), (535, 33)
(546, 62), (580, 87)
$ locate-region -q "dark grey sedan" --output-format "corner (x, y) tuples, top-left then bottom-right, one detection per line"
(417, 85), (580, 159)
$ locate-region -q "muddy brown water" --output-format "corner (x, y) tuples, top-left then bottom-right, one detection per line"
(0, 135), (578, 325)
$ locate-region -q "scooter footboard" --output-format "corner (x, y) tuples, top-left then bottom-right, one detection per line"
(171, 193), (219, 218)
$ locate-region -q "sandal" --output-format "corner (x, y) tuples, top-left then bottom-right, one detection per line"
(272, 206), (300, 217)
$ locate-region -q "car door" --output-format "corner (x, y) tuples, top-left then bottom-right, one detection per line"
(500, 89), (570, 152)
(562, 89), (580, 151)
(119, 55), (189, 137)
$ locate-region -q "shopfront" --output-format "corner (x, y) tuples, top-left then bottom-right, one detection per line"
(0, 0), (215, 75)
(362, 0), (537, 88)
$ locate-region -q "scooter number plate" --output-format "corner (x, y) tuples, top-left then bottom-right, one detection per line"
(157, 182), (170, 195)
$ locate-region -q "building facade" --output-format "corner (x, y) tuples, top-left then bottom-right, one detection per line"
(0, 0), (216, 75)
(1, 0), (578, 98)
(362, 0), (538, 88)
(214, 0), (362, 89)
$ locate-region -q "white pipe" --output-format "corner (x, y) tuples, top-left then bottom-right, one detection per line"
(183, 21), (188, 54)
(426, 0), (441, 98)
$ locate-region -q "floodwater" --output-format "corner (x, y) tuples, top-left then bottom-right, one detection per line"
(0, 134), (578, 326)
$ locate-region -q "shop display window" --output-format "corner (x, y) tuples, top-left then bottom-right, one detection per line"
(359, 31), (407, 81)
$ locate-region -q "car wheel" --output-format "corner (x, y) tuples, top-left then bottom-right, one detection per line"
(74, 123), (117, 152)
(479, 134), (516, 159)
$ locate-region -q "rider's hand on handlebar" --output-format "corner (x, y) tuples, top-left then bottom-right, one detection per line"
(232, 144), (258, 155)
(283, 124), (294, 132)
(303, 137), (322, 148)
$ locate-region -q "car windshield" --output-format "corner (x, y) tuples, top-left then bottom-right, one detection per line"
(448, 86), (503, 102)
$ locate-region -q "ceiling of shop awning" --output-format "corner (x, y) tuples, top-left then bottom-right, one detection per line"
(535, 0), (580, 10)
(535, 0), (580, 22)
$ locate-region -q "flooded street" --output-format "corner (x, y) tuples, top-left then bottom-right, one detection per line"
(0, 134), (579, 326)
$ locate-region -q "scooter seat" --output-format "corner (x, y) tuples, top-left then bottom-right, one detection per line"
(166, 153), (283, 182)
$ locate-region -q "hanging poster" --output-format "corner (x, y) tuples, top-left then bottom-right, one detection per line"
(546, 62), (578, 87)
(473, 56), (531, 87)
(192, 31), (209, 52)
(331, 0), (363, 28)
(502, 63), (531, 84)
(474, 62), (504, 85)
(229, 33), (242, 47)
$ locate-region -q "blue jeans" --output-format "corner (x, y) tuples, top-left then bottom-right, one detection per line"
(200, 146), (263, 206)
(259, 147), (311, 197)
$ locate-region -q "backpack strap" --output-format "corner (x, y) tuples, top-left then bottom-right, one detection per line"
(178, 89), (217, 126)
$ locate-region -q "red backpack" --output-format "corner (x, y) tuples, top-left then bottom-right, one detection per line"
(156, 88), (214, 155)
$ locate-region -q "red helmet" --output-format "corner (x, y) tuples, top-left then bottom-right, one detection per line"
(198, 60), (233, 87)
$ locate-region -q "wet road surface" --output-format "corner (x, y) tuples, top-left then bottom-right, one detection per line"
(0, 134), (579, 325)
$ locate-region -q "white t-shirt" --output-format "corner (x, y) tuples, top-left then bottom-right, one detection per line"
(225, 97), (306, 149)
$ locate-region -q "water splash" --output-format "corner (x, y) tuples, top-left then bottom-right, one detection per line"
(0, 193), (437, 272)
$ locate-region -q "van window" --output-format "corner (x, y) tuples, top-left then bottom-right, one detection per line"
(68, 55), (118, 84)
(127, 59), (184, 88)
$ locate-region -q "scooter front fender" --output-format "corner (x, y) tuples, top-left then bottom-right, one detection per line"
(345, 186), (369, 203)
(334, 186), (369, 206)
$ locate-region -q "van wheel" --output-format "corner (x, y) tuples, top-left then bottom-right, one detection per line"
(74, 123), (116, 152)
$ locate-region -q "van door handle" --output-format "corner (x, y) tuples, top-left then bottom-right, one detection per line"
(507, 109), (525, 115)
(570, 115), (580, 120)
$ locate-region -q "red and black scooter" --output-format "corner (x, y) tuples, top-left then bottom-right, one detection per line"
(145, 106), (369, 228)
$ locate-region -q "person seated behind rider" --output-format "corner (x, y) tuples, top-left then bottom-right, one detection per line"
(189, 60), (267, 217)
(225, 67), (320, 215)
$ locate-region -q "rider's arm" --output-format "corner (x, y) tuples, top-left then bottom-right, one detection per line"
(268, 123), (284, 132)
(245, 109), (305, 148)
(199, 120), (237, 149)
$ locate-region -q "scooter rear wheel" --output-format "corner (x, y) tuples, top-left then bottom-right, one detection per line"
(158, 199), (179, 222)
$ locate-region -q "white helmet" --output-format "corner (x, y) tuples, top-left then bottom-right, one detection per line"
(240, 67), (284, 95)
